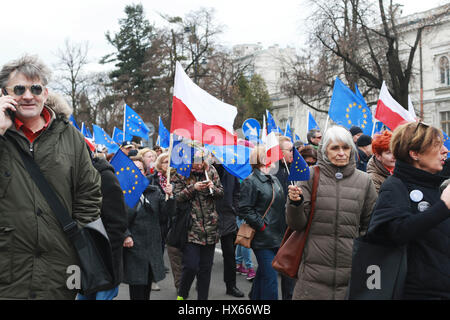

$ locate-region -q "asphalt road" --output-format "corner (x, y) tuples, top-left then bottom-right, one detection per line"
(115, 244), (284, 300)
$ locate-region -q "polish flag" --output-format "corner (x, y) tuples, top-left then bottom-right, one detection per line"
(375, 82), (416, 130)
(171, 62), (237, 145)
(265, 131), (283, 167)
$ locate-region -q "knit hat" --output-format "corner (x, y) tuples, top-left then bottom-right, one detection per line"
(356, 134), (372, 147)
(349, 126), (363, 136)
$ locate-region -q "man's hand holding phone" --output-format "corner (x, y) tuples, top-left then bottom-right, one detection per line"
(0, 88), (17, 135)
(194, 180), (213, 191)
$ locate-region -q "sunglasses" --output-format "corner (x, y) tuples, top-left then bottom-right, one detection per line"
(3, 84), (44, 96)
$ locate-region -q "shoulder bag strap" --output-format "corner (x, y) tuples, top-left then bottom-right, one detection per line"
(261, 178), (276, 220)
(9, 138), (79, 237)
(304, 166), (320, 235)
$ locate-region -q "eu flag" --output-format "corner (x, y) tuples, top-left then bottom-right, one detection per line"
(157, 117), (170, 148)
(204, 144), (252, 180)
(284, 121), (294, 142)
(81, 123), (93, 139)
(124, 104), (150, 140)
(110, 149), (150, 208)
(328, 78), (373, 136)
(69, 115), (81, 131)
(288, 147), (310, 182)
(112, 127), (133, 144)
(266, 110), (278, 134)
(92, 124), (120, 154)
(308, 111), (320, 131)
(443, 131), (450, 159)
(170, 139), (194, 177)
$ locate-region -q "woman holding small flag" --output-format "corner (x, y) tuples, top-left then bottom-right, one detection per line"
(286, 126), (377, 300)
(238, 145), (286, 300)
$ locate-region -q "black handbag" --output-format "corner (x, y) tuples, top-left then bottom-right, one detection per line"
(347, 237), (407, 300)
(12, 139), (114, 296)
(166, 201), (192, 250)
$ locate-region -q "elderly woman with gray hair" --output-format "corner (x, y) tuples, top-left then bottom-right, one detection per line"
(286, 125), (378, 300)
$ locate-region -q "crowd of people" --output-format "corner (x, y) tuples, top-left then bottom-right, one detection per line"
(0, 55), (449, 301)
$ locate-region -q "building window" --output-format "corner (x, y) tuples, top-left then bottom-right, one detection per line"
(440, 56), (450, 86)
(440, 111), (450, 134)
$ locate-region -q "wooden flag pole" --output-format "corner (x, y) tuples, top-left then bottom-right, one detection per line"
(283, 157), (295, 186)
(166, 133), (174, 201)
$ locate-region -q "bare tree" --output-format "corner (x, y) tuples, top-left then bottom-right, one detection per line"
(53, 39), (90, 116)
(283, 0), (449, 110)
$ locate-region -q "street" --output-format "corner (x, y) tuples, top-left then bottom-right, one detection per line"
(115, 244), (284, 300)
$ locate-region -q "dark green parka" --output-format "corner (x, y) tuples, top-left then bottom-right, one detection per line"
(0, 95), (101, 300)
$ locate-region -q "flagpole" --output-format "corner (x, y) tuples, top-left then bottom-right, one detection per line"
(282, 157), (295, 186)
(371, 118), (377, 138)
(166, 133), (174, 201)
(323, 114), (330, 134)
(123, 104), (126, 143)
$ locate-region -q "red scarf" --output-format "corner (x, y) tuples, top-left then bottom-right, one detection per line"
(158, 171), (167, 190)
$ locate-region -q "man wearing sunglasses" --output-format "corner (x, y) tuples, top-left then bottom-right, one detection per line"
(0, 55), (102, 300)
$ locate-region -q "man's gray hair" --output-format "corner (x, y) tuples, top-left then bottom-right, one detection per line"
(0, 54), (52, 87)
(320, 126), (357, 162)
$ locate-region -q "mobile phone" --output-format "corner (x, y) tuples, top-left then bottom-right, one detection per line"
(1, 88), (15, 121)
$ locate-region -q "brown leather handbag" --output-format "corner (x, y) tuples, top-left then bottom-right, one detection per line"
(272, 166), (320, 279)
(235, 180), (276, 249)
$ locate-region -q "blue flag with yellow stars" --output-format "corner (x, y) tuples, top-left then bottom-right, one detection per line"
(158, 117), (170, 148)
(112, 127), (133, 145)
(205, 144), (252, 180)
(110, 149), (150, 208)
(81, 122), (93, 139)
(170, 139), (194, 177)
(92, 124), (120, 154)
(266, 110), (278, 134)
(443, 131), (450, 159)
(284, 120), (294, 142)
(288, 147), (311, 182)
(69, 114), (81, 131)
(328, 78), (373, 136)
(124, 104), (150, 140)
(308, 111), (320, 131)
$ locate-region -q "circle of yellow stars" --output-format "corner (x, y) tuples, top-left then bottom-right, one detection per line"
(126, 114), (142, 133)
(116, 167), (141, 195)
(346, 102), (369, 129)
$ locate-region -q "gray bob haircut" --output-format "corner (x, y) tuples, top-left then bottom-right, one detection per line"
(0, 55), (52, 87)
(320, 126), (357, 160)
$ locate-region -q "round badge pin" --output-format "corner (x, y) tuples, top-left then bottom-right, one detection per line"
(335, 172), (343, 180)
(409, 190), (423, 202)
(417, 201), (431, 212)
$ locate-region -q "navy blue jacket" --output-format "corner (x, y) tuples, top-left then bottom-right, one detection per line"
(367, 160), (450, 299)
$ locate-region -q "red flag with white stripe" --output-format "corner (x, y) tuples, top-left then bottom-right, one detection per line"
(375, 82), (415, 130)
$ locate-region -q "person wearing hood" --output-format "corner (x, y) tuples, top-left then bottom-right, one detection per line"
(366, 122), (450, 299)
(0, 55), (102, 299)
(286, 125), (377, 300)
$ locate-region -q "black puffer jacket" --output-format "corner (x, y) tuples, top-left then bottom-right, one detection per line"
(92, 157), (128, 288)
(214, 164), (240, 237)
(367, 160), (450, 299)
(238, 169), (285, 249)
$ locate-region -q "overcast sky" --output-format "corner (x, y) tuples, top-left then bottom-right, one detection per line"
(0, 0), (448, 74)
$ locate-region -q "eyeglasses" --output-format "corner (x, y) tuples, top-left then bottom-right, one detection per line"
(281, 148), (293, 152)
(3, 84), (44, 96)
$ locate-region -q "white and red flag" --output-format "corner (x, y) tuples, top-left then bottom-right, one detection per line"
(265, 130), (283, 168)
(375, 82), (416, 130)
(171, 62), (237, 145)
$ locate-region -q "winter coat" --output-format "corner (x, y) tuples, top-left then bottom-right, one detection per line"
(123, 184), (174, 285)
(238, 169), (286, 250)
(0, 103), (102, 299)
(172, 165), (224, 246)
(356, 148), (371, 172)
(366, 156), (391, 193)
(214, 164), (240, 237)
(286, 146), (377, 300)
(270, 160), (290, 233)
(367, 161), (450, 299)
(92, 157), (128, 288)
